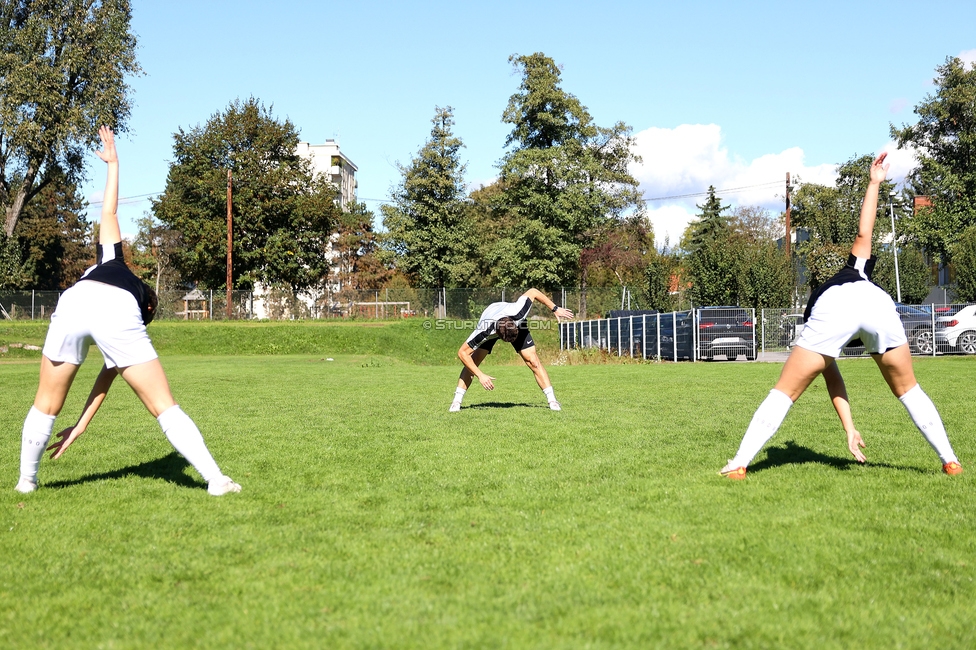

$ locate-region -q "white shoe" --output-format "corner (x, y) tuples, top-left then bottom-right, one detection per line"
(449, 401), (461, 412)
(14, 478), (37, 494)
(208, 476), (242, 496)
(548, 400), (562, 411)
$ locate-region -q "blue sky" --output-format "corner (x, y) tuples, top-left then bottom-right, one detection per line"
(87, 0), (976, 246)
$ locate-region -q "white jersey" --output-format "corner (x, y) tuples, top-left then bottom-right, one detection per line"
(464, 296), (533, 351)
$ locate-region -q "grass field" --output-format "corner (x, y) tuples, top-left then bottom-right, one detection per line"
(1, 321), (974, 649)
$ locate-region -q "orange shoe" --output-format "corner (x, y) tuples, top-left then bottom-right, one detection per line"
(943, 461), (963, 476)
(720, 463), (747, 480)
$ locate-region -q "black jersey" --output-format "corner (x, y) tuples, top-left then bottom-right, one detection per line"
(78, 242), (156, 324)
(803, 254), (878, 321)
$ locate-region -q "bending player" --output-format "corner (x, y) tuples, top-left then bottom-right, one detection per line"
(450, 289), (573, 412)
(721, 152), (962, 479)
(15, 126), (241, 496)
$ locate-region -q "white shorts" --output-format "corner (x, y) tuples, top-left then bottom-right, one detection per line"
(795, 281), (908, 357)
(42, 281), (158, 369)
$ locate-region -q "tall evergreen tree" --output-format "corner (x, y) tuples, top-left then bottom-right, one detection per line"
(381, 106), (474, 288)
(684, 187), (739, 305)
(492, 53), (644, 289)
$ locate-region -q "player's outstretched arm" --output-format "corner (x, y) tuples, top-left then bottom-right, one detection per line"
(521, 288), (574, 319)
(458, 343), (495, 390)
(851, 152), (889, 260)
(822, 360), (866, 463)
(95, 125), (122, 247)
(48, 365), (119, 459)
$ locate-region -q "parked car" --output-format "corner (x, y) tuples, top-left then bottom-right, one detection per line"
(897, 304), (938, 354)
(697, 306), (756, 361)
(935, 305), (976, 354)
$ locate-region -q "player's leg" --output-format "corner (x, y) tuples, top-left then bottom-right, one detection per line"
(452, 347), (490, 411)
(517, 343), (560, 410)
(16, 356), (81, 492)
(723, 346), (830, 477)
(872, 344), (960, 472)
(118, 359), (241, 494)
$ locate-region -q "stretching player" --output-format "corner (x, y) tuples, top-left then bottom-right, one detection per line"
(450, 289), (573, 412)
(721, 152), (962, 479)
(15, 127), (241, 496)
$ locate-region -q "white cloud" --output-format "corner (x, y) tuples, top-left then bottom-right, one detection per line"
(959, 49), (976, 69)
(630, 124), (835, 246)
(629, 124), (921, 247)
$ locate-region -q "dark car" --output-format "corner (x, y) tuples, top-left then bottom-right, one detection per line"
(696, 306), (756, 361)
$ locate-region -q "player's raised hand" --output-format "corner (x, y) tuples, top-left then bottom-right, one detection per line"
(47, 426), (85, 460)
(95, 125), (118, 164)
(847, 428), (866, 463)
(477, 373), (496, 391)
(869, 152), (889, 185)
(554, 307), (574, 320)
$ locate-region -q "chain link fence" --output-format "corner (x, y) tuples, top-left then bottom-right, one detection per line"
(1, 286), (636, 322)
(4, 287), (975, 359)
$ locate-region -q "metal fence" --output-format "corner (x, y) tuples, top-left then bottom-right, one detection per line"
(0, 286), (640, 322)
(560, 304), (976, 360)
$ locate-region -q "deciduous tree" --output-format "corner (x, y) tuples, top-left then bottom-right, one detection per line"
(891, 56), (976, 263)
(151, 98), (340, 291)
(1, 0), (139, 238)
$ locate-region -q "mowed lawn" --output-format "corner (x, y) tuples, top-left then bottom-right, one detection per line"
(1, 322), (974, 649)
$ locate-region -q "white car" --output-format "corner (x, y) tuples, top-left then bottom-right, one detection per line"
(935, 305), (976, 354)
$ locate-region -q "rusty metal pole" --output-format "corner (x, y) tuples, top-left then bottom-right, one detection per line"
(226, 169), (233, 320)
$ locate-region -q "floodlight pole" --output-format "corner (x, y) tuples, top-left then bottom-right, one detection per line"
(226, 169), (233, 319)
(889, 191), (901, 303)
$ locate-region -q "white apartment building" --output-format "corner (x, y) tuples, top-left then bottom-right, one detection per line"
(296, 140), (358, 207)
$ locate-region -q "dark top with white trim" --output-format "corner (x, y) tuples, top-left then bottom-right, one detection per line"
(79, 242), (156, 324)
(803, 254), (878, 321)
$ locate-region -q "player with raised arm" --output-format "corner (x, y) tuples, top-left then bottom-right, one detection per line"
(450, 289), (574, 412)
(15, 127), (241, 496)
(720, 152), (962, 479)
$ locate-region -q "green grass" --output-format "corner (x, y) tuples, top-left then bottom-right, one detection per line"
(1, 322), (975, 648)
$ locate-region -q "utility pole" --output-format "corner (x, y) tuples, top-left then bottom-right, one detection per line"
(226, 169), (233, 320)
(784, 172), (791, 259)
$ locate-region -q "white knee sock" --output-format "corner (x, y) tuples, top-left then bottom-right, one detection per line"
(543, 386), (556, 402)
(730, 389), (794, 468)
(452, 387), (466, 404)
(20, 407), (56, 483)
(898, 384), (958, 464)
(157, 405), (222, 483)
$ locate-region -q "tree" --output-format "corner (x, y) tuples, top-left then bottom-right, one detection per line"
(891, 56), (976, 263)
(151, 98), (341, 291)
(791, 154), (895, 290)
(381, 106), (475, 287)
(684, 187), (730, 252)
(332, 201), (389, 294)
(132, 214), (181, 293)
(493, 53), (644, 288)
(13, 172), (91, 289)
(684, 187), (739, 306)
(950, 225), (976, 302)
(872, 246), (931, 304)
(731, 207), (793, 309)
(1, 0), (140, 238)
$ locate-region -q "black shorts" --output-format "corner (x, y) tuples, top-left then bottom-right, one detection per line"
(481, 327), (534, 354)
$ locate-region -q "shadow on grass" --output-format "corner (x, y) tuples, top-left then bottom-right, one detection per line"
(46, 451), (204, 491)
(466, 401), (544, 410)
(751, 440), (911, 474)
